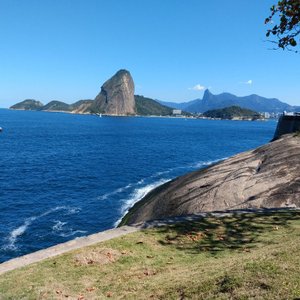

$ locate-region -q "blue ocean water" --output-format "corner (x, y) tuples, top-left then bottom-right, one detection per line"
(0, 109), (276, 262)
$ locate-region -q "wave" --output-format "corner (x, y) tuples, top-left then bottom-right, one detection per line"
(114, 178), (171, 227)
(98, 157), (225, 204)
(112, 157), (228, 227)
(52, 220), (86, 237)
(192, 157), (228, 169)
(52, 220), (68, 232)
(2, 206), (81, 251)
(57, 230), (87, 238)
(97, 184), (133, 201)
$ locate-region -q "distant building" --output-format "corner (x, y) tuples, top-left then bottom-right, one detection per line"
(172, 109), (182, 115)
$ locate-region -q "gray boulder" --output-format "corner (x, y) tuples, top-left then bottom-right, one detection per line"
(122, 133), (300, 225)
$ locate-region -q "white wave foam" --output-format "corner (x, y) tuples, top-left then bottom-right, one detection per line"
(112, 157), (228, 228)
(152, 170), (174, 177)
(136, 178), (145, 185)
(97, 176), (159, 202)
(52, 220), (68, 232)
(58, 230), (87, 238)
(6, 217), (36, 250)
(114, 178), (171, 227)
(193, 157), (228, 169)
(3, 206), (80, 251)
(52, 220), (87, 237)
(97, 184), (133, 201)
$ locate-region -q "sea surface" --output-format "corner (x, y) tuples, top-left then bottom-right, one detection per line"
(0, 109), (277, 262)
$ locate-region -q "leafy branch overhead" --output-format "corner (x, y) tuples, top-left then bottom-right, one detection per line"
(265, 0), (300, 51)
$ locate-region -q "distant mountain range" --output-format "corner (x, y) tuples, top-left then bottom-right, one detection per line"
(10, 70), (175, 116)
(158, 89), (300, 113)
(10, 71), (299, 116)
(10, 96), (173, 116)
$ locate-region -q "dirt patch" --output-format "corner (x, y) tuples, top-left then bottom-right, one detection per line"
(74, 248), (121, 266)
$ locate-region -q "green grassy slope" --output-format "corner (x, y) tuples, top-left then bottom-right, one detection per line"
(0, 211), (300, 299)
(10, 99), (44, 110)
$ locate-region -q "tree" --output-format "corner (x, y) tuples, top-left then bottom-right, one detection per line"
(265, 0), (300, 51)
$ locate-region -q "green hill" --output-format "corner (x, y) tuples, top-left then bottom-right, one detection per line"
(10, 99), (44, 110)
(203, 105), (261, 120)
(41, 101), (72, 112)
(135, 95), (173, 116)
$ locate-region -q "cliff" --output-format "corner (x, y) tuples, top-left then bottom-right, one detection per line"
(121, 133), (300, 225)
(91, 69), (135, 115)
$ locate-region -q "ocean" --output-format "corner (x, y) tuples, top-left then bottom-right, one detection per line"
(0, 109), (276, 262)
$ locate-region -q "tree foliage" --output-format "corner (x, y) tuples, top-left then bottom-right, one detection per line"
(265, 0), (300, 51)
(203, 106), (261, 120)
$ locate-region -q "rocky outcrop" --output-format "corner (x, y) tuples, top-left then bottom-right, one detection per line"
(91, 69), (135, 115)
(274, 114), (300, 140)
(121, 134), (300, 225)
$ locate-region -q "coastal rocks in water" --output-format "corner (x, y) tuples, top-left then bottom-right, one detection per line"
(121, 134), (300, 225)
(91, 69), (135, 115)
(10, 99), (44, 110)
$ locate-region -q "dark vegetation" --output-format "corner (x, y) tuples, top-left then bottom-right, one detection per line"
(10, 99), (44, 110)
(203, 105), (261, 120)
(265, 0), (300, 51)
(135, 95), (174, 115)
(41, 100), (72, 111)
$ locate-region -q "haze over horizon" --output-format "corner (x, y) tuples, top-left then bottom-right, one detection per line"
(0, 0), (299, 108)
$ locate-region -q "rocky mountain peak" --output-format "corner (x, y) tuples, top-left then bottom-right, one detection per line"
(202, 89), (213, 101)
(92, 69), (135, 115)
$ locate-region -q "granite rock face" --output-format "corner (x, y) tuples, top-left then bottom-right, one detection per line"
(123, 134), (300, 225)
(92, 69), (135, 115)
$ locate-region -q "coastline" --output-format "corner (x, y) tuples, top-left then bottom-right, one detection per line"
(1, 208), (299, 275)
(6, 108), (273, 121)
(120, 133), (300, 226)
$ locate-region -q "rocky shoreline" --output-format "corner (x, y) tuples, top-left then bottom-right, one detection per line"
(120, 133), (300, 225)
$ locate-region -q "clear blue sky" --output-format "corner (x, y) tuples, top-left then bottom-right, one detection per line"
(0, 0), (299, 108)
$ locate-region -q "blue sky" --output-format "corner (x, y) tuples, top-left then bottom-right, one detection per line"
(0, 0), (299, 108)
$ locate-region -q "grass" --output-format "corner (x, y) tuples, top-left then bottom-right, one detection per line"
(0, 210), (300, 299)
